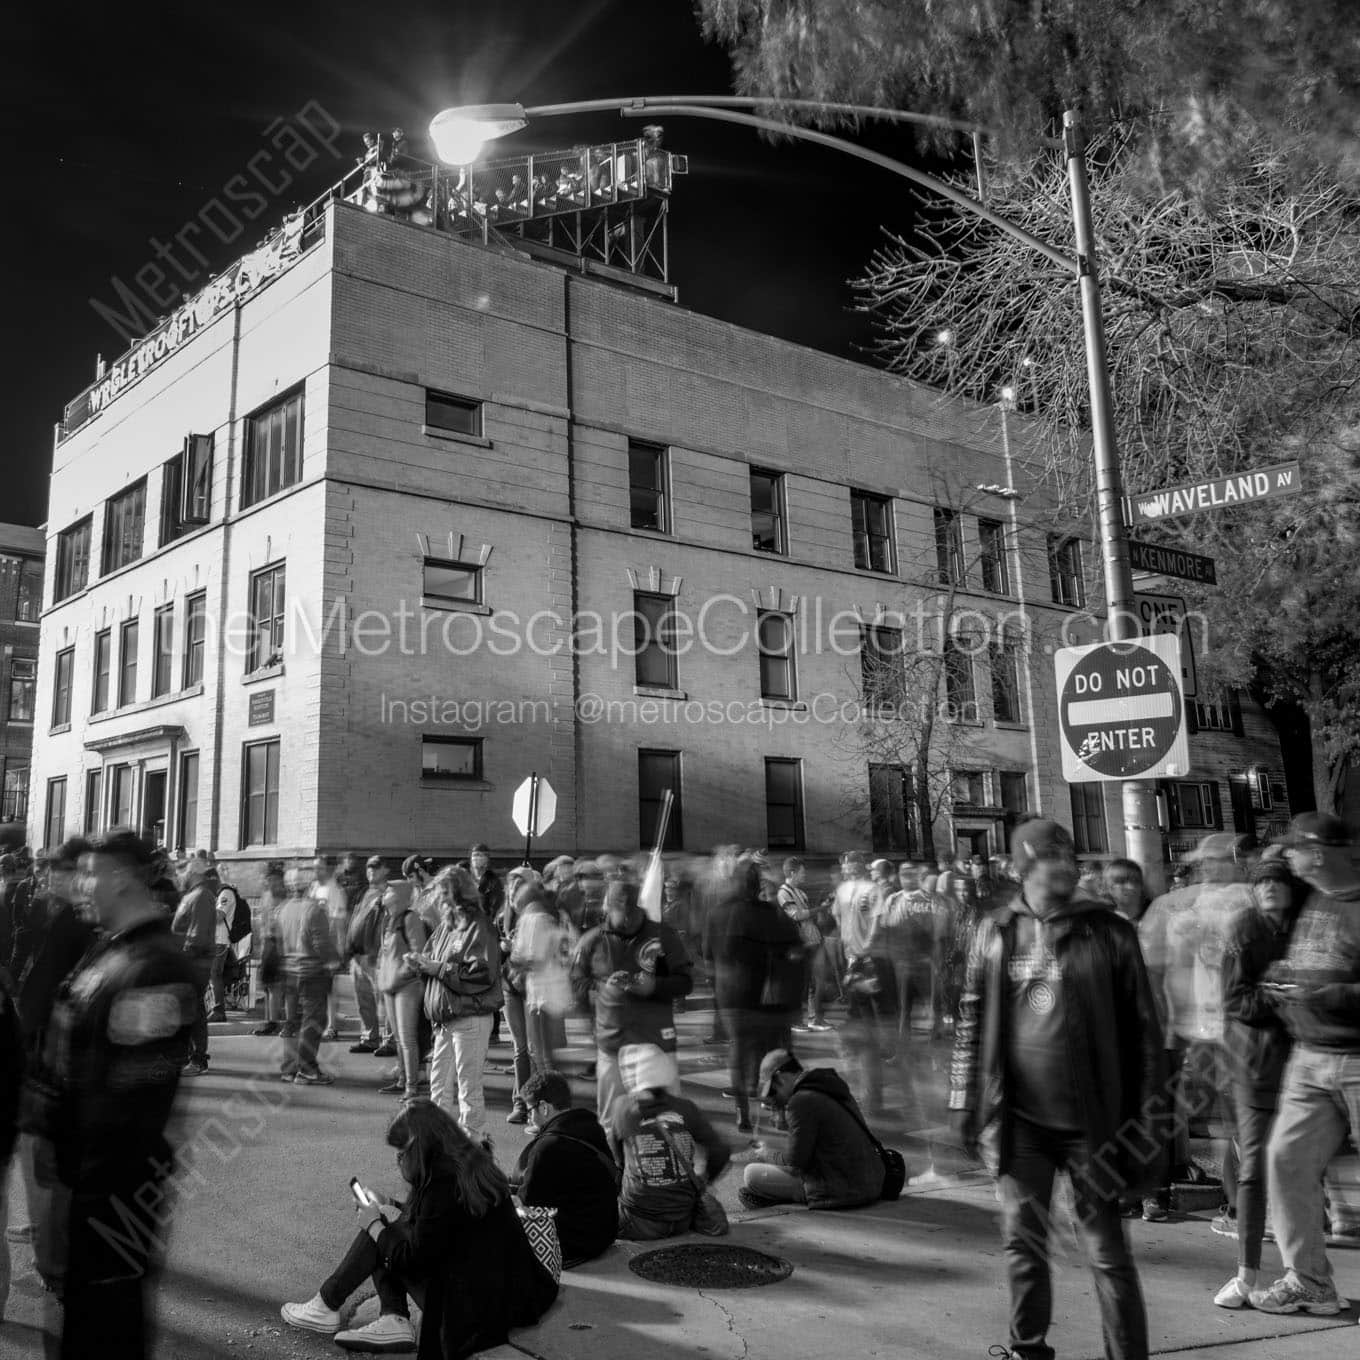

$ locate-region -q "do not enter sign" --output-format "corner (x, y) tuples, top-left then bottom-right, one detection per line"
(1055, 634), (1190, 782)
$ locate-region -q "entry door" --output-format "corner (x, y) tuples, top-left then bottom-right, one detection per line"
(143, 769), (168, 846)
(956, 827), (990, 860)
(1228, 776), (1256, 841)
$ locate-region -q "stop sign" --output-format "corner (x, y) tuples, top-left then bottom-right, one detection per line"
(1055, 635), (1189, 782)
(512, 774), (557, 837)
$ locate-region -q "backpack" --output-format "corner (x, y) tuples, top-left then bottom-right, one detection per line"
(220, 886), (253, 944)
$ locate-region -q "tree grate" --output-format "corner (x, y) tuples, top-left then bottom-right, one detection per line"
(627, 1244), (794, 1289)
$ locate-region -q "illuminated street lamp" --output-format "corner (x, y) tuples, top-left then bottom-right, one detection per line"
(429, 95), (1164, 883)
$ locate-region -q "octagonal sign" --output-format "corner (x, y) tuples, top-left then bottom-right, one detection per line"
(1055, 634), (1190, 782)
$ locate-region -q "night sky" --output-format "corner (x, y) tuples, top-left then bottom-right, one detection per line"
(3, 0), (939, 530)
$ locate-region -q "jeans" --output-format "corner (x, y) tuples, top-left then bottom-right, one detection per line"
(209, 944), (229, 1011)
(352, 959), (382, 1045)
(617, 1192), (727, 1240)
(1267, 1046), (1360, 1293)
(503, 987), (532, 1111)
(19, 1133), (69, 1293)
(1223, 1095), (1274, 1271)
(525, 1003), (560, 1077)
(891, 962), (932, 1039)
(743, 1162), (807, 1204)
(281, 973), (330, 1076)
(185, 947), (214, 1064)
(1000, 1117), (1149, 1360)
(729, 1010), (779, 1125)
(320, 1227), (423, 1318)
(385, 984), (423, 1094)
(430, 1012), (493, 1141)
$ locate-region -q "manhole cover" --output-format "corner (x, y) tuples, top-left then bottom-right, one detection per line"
(628, 1244), (793, 1289)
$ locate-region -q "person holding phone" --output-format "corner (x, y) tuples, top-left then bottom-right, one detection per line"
(282, 1099), (557, 1355)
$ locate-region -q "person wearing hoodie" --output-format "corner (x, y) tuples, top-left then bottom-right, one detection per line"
(949, 818), (1164, 1360)
(572, 880), (694, 1122)
(739, 1049), (886, 1208)
(511, 1070), (618, 1267)
(608, 1043), (730, 1240)
(509, 883), (577, 1089)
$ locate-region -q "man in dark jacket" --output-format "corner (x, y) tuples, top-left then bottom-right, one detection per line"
(740, 1049), (885, 1209)
(949, 819), (1164, 1360)
(512, 1070), (618, 1267)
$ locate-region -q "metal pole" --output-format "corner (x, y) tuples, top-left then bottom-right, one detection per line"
(1063, 109), (1166, 893)
(523, 771), (539, 865)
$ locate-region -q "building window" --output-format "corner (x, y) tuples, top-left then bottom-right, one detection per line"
(1069, 783), (1108, 854)
(750, 468), (786, 554)
(638, 749), (683, 850)
(118, 619), (139, 707)
(989, 640), (1022, 723)
(54, 516), (92, 602)
(1048, 534), (1085, 608)
(1255, 770), (1274, 811)
(953, 769), (988, 808)
(1193, 701), (1232, 731)
(860, 625), (904, 706)
(978, 519), (1010, 594)
(422, 558), (483, 608)
(84, 768), (103, 836)
(183, 591), (206, 689)
(247, 563), (286, 672)
(241, 740), (281, 846)
(152, 604), (174, 697)
(421, 736), (483, 781)
(110, 763), (135, 827)
(628, 439), (669, 533)
(2, 766), (28, 822)
(160, 434), (214, 545)
(764, 758), (804, 849)
(102, 479), (147, 575)
(7, 658), (35, 723)
(15, 561), (41, 622)
(934, 507), (966, 586)
(91, 629), (111, 714)
(425, 389), (483, 438)
(999, 771), (1029, 827)
(43, 777), (67, 850)
(634, 592), (678, 690)
(51, 647), (74, 727)
(242, 388), (304, 508)
(757, 611), (795, 701)
(869, 764), (916, 854)
(177, 751), (199, 851)
(850, 490), (894, 573)
(1169, 780), (1222, 830)
(944, 636), (977, 719)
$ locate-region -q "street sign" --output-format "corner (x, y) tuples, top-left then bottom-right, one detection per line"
(1133, 592), (1198, 698)
(1126, 460), (1301, 525)
(1055, 634), (1190, 782)
(512, 774), (557, 839)
(1128, 539), (1217, 586)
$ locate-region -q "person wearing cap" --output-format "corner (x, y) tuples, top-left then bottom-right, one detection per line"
(401, 853), (442, 933)
(1137, 830), (1253, 1221)
(469, 843), (504, 923)
(345, 856), (393, 1055)
(172, 855), (221, 1075)
(609, 1042), (730, 1240)
(1250, 812), (1360, 1317)
(740, 1049), (886, 1210)
(571, 880), (694, 1123)
(949, 818), (1164, 1360)
(1212, 856), (1305, 1308)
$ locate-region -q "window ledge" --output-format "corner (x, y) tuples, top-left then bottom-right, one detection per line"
(761, 699), (806, 712)
(7, 718), (33, 727)
(421, 425), (493, 450)
(853, 567), (898, 579)
(634, 686), (687, 701)
(88, 684), (207, 725)
(993, 720), (1029, 732)
(628, 526), (676, 542)
(420, 596), (491, 616)
(421, 778), (494, 792)
(243, 663), (284, 685)
(12, 619), (39, 628)
(49, 723), (71, 736)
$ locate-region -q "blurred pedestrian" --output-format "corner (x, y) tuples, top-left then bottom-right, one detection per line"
(377, 877), (429, 1101)
(346, 856), (390, 1055)
(171, 855), (220, 1075)
(252, 860), (288, 1037)
(0, 962), (23, 1322)
(510, 883), (577, 1094)
(313, 855), (350, 1039)
(778, 858), (833, 1032)
(275, 863), (339, 1085)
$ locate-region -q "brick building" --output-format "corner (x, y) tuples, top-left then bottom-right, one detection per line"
(0, 523), (44, 837)
(29, 183), (1287, 882)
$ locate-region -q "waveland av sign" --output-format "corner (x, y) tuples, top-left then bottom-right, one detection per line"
(1126, 460), (1302, 525)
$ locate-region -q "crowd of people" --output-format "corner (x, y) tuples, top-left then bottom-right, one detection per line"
(0, 807), (1356, 1358)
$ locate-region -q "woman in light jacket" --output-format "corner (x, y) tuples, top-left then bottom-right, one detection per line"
(509, 884), (577, 1084)
(377, 879), (429, 1101)
(411, 866), (503, 1143)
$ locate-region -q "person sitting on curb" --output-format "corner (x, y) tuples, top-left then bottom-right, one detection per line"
(511, 1070), (619, 1268)
(608, 1043), (730, 1241)
(739, 1049), (886, 1210)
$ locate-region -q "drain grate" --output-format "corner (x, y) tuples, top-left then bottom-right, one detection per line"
(628, 1244), (794, 1289)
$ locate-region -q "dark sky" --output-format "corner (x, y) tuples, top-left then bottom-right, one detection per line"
(3, 0), (938, 528)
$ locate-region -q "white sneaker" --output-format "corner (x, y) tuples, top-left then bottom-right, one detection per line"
(335, 1312), (417, 1352)
(1213, 1276), (1253, 1309)
(281, 1293), (341, 1334)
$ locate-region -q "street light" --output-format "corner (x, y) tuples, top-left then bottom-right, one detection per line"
(428, 95), (1164, 884)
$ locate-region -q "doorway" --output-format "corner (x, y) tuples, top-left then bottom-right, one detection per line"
(1228, 776), (1256, 844)
(143, 769), (167, 846)
(955, 826), (991, 861)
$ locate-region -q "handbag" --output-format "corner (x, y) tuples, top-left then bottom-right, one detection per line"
(517, 1204), (563, 1283)
(831, 1093), (906, 1201)
(655, 1122), (729, 1235)
(378, 914), (418, 995)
